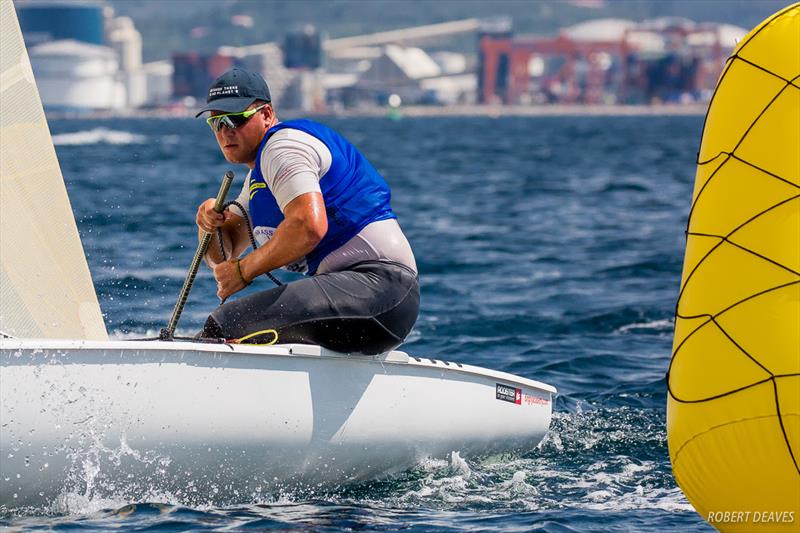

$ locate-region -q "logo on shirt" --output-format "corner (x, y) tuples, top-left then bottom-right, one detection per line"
(253, 226), (276, 244)
(253, 226), (308, 274)
(252, 226), (308, 274)
(249, 181), (266, 200)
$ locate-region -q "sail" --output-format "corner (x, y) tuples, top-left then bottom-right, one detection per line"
(0, 0), (107, 340)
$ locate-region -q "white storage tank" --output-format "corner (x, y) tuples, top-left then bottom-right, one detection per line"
(28, 39), (125, 111)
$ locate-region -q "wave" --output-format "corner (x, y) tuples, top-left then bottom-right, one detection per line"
(98, 267), (190, 282)
(369, 406), (693, 514)
(616, 318), (674, 334)
(52, 128), (147, 146)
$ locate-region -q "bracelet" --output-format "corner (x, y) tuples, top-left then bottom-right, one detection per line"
(235, 259), (251, 286)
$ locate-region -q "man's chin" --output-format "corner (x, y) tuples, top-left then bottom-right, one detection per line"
(222, 150), (244, 164)
(222, 149), (255, 165)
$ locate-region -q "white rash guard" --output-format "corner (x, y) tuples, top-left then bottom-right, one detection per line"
(231, 127), (417, 275)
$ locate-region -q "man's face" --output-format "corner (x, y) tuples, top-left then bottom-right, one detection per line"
(211, 103), (273, 167)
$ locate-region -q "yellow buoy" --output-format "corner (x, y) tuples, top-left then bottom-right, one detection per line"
(668, 3), (800, 532)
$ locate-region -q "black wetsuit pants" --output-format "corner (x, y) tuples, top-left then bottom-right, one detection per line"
(201, 260), (420, 355)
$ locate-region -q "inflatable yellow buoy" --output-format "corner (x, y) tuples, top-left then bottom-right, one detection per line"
(668, 3), (800, 532)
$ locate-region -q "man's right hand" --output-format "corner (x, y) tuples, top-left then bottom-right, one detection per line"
(196, 198), (231, 233)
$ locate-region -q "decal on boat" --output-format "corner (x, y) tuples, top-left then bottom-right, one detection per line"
(496, 384), (521, 405)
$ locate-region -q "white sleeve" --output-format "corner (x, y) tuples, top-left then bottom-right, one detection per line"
(260, 128), (332, 212)
(229, 171), (250, 218)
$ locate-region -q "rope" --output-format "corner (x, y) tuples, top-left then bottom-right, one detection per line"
(217, 200), (283, 287)
(230, 328), (279, 345)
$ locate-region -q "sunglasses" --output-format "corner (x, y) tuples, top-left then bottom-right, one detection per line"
(206, 104), (267, 132)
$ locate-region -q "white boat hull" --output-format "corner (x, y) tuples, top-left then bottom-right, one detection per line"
(0, 339), (555, 509)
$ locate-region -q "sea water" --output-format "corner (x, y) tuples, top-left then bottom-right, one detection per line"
(1, 115), (713, 531)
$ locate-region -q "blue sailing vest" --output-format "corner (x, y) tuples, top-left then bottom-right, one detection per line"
(248, 119), (396, 275)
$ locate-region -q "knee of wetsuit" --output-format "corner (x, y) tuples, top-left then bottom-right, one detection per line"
(200, 314), (225, 339)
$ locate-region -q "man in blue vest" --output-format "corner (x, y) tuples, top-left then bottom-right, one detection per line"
(195, 68), (419, 354)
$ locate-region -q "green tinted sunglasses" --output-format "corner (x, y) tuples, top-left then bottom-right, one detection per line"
(206, 104), (267, 132)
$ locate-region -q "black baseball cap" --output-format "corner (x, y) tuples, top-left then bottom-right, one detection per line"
(195, 68), (271, 117)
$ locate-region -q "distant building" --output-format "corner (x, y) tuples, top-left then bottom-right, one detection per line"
(477, 16), (513, 105)
(420, 74), (477, 105)
(173, 53), (211, 99)
(18, 0), (149, 111)
(281, 70), (326, 112)
(28, 39), (125, 111)
(17, 0), (105, 47)
(419, 52), (475, 105)
(357, 45), (442, 104)
(225, 18), (483, 109)
(106, 14), (145, 108)
(621, 17), (746, 104)
(478, 16), (747, 105)
(430, 51), (468, 75)
(141, 60), (173, 106)
(283, 25), (322, 70)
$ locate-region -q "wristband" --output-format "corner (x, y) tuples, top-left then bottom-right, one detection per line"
(235, 259), (251, 286)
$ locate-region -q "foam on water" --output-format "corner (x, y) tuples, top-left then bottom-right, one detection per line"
(101, 266), (190, 282)
(616, 318), (674, 335)
(52, 128), (147, 146)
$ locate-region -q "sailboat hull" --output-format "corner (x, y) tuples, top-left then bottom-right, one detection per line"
(0, 339), (555, 509)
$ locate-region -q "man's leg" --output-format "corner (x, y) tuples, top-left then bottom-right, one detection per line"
(200, 261), (419, 354)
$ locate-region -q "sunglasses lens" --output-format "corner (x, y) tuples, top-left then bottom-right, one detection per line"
(227, 114), (250, 128)
(208, 114), (249, 132)
(208, 116), (230, 132)
(207, 105), (263, 132)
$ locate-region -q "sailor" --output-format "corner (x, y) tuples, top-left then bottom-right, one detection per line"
(195, 68), (419, 354)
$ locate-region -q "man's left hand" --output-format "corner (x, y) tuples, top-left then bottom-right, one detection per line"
(213, 259), (248, 300)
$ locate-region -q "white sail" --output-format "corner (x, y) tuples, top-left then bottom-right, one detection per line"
(0, 0), (107, 340)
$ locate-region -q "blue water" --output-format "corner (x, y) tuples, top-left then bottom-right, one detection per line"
(3, 115), (713, 531)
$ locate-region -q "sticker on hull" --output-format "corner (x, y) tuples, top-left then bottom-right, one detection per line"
(496, 383), (521, 404)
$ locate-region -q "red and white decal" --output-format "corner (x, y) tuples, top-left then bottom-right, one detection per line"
(522, 393), (551, 405)
(496, 384), (521, 404)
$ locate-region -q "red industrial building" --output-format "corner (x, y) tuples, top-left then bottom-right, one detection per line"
(479, 18), (744, 105)
(172, 52), (240, 98)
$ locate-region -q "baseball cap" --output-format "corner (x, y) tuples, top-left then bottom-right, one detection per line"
(195, 68), (271, 117)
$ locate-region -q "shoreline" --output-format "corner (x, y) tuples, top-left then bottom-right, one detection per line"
(46, 103), (707, 121)
(328, 103), (708, 118)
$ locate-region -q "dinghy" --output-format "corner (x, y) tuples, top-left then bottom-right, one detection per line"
(0, 0), (555, 510)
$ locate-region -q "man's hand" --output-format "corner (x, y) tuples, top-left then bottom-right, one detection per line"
(213, 259), (249, 300)
(196, 198), (232, 234)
